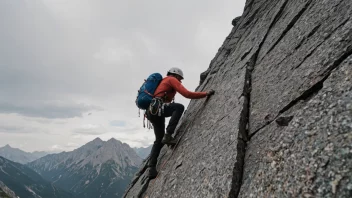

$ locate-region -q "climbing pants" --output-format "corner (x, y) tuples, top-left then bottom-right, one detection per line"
(147, 102), (185, 167)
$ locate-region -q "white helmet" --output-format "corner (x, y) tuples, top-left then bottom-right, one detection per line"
(167, 67), (184, 79)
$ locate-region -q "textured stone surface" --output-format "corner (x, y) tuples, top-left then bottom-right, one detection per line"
(239, 57), (352, 197)
(123, 158), (151, 198)
(250, 0), (352, 133)
(125, 14), (249, 197)
(125, 0), (352, 197)
(143, 68), (247, 198)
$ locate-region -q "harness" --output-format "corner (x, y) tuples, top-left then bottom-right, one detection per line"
(149, 97), (165, 116)
(143, 80), (175, 129)
(149, 80), (175, 116)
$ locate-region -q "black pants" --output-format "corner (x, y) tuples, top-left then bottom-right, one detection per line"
(147, 102), (185, 167)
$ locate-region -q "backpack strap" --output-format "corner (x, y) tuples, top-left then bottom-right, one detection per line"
(144, 89), (154, 96)
(152, 78), (174, 100)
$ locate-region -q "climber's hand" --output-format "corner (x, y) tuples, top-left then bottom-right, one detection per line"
(207, 89), (215, 96)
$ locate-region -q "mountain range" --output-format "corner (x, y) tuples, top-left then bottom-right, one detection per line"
(0, 156), (72, 198)
(0, 144), (50, 164)
(28, 138), (142, 198)
(0, 138), (143, 198)
(133, 145), (152, 159)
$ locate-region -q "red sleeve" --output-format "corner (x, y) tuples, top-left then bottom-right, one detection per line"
(169, 77), (207, 99)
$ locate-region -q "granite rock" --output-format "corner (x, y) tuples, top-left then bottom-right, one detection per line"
(124, 0), (352, 197)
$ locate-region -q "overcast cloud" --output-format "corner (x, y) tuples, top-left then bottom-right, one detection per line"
(0, 0), (245, 152)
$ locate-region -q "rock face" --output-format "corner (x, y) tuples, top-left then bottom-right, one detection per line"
(124, 0), (352, 197)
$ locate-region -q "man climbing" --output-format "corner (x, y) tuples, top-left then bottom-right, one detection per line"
(146, 67), (215, 179)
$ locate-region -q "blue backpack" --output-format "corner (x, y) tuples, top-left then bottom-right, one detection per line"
(135, 73), (163, 110)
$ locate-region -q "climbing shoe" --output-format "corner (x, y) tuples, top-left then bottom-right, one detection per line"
(161, 133), (177, 145)
(148, 167), (158, 179)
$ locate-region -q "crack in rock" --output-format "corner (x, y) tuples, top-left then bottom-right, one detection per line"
(294, 18), (349, 70)
(280, 46), (352, 115)
(124, 0), (352, 197)
(295, 24), (321, 50)
(266, 0), (313, 55)
(275, 116), (294, 126)
(249, 43), (352, 140)
(227, 1), (294, 196)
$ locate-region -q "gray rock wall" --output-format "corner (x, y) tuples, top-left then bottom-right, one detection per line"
(124, 0), (352, 197)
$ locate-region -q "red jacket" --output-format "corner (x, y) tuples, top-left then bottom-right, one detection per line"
(154, 76), (207, 102)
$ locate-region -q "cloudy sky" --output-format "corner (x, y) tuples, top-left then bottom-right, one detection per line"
(0, 0), (245, 152)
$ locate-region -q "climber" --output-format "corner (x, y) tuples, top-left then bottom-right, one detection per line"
(146, 67), (215, 179)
